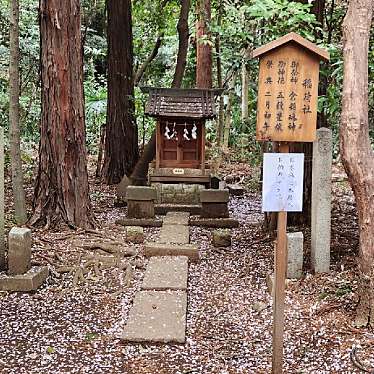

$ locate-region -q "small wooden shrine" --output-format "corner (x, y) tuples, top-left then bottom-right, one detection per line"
(141, 87), (221, 184)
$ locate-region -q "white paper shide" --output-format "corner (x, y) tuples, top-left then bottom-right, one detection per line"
(262, 153), (304, 212)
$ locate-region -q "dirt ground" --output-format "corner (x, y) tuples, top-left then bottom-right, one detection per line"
(0, 161), (373, 374)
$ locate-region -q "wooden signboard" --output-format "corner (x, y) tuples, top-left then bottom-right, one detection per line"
(253, 32), (329, 143)
(252, 33), (329, 374)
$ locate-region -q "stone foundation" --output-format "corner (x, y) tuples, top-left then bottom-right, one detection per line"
(152, 183), (204, 205)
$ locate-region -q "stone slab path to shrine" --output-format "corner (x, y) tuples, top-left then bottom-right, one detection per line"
(121, 212), (194, 343)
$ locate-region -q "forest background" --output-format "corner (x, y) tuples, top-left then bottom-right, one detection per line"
(0, 0), (373, 173)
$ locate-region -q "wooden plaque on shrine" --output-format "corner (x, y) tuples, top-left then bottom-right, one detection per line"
(252, 32), (329, 142)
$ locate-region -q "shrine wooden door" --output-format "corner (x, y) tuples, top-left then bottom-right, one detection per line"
(156, 121), (204, 169)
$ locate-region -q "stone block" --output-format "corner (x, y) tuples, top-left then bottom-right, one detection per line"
(159, 224), (190, 244)
(142, 256), (188, 291)
(127, 200), (155, 219)
(163, 212), (190, 226)
(212, 229), (232, 247)
(200, 189), (229, 203)
(287, 232), (303, 279)
(311, 128), (332, 273)
(0, 266), (49, 292)
(145, 243), (199, 262)
(189, 217), (239, 228)
(155, 204), (201, 216)
(126, 186), (157, 201)
(120, 290), (187, 343)
(116, 218), (163, 227)
(126, 226), (144, 244)
(227, 184), (244, 196)
(8, 227), (32, 275)
(201, 202), (229, 218)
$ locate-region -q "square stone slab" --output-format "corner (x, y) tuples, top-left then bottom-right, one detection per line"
(145, 243), (199, 262)
(0, 266), (49, 292)
(159, 224), (189, 244)
(163, 212), (190, 226)
(142, 256), (188, 291)
(120, 290), (187, 343)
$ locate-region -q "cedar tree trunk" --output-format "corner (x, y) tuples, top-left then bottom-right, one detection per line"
(102, 0), (139, 184)
(196, 0), (212, 88)
(341, 0), (374, 327)
(9, 0), (27, 224)
(30, 0), (94, 229)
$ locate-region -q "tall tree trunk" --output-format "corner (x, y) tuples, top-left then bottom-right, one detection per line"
(102, 0), (138, 185)
(215, 0), (224, 146)
(172, 0), (190, 88)
(30, 0), (94, 229)
(340, 0), (374, 328)
(196, 0), (212, 88)
(222, 74), (236, 151)
(9, 0), (27, 224)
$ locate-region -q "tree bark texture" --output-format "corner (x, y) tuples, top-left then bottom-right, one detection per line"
(30, 0), (94, 229)
(102, 0), (139, 185)
(196, 0), (212, 88)
(172, 0), (190, 88)
(9, 0), (27, 224)
(340, 0), (374, 327)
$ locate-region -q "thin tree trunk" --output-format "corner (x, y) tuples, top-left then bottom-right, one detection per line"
(172, 0), (190, 88)
(223, 74), (236, 150)
(134, 33), (164, 86)
(30, 0), (94, 229)
(9, 0), (27, 224)
(102, 0), (139, 184)
(340, 0), (374, 328)
(95, 124), (106, 178)
(196, 0), (212, 88)
(241, 62), (249, 122)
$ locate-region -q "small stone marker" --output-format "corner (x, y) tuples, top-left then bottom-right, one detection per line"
(163, 212), (190, 226)
(145, 242), (199, 262)
(266, 273), (290, 296)
(126, 226), (144, 244)
(159, 224), (190, 245)
(8, 227), (32, 275)
(126, 186), (157, 219)
(227, 184), (244, 196)
(142, 256), (188, 291)
(311, 127), (332, 273)
(212, 229), (232, 247)
(0, 266), (49, 292)
(200, 189), (229, 218)
(287, 232), (303, 279)
(121, 290), (187, 343)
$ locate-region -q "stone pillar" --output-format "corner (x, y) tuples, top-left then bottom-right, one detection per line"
(311, 128), (332, 273)
(126, 186), (157, 219)
(0, 128), (4, 269)
(8, 227), (32, 275)
(287, 232), (303, 279)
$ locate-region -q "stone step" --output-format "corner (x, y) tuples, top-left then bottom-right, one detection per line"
(159, 224), (190, 244)
(163, 212), (190, 226)
(120, 290), (187, 343)
(142, 256), (188, 291)
(145, 242), (199, 262)
(189, 217), (239, 228)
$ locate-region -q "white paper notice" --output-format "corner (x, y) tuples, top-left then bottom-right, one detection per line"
(262, 153), (304, 212)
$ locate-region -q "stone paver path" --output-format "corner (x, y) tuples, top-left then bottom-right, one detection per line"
(120, 290), (187, 343)
(121, 212), (196, 344)
(141, 256), (188, 291)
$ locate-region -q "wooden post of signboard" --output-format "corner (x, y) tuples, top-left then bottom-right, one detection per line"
(251, 32), (330, 373)
(272, 142), (289, 373)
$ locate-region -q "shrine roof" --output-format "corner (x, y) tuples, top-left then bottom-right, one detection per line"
(141, 87), (223, 119)
(251, 32), (330, 62)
